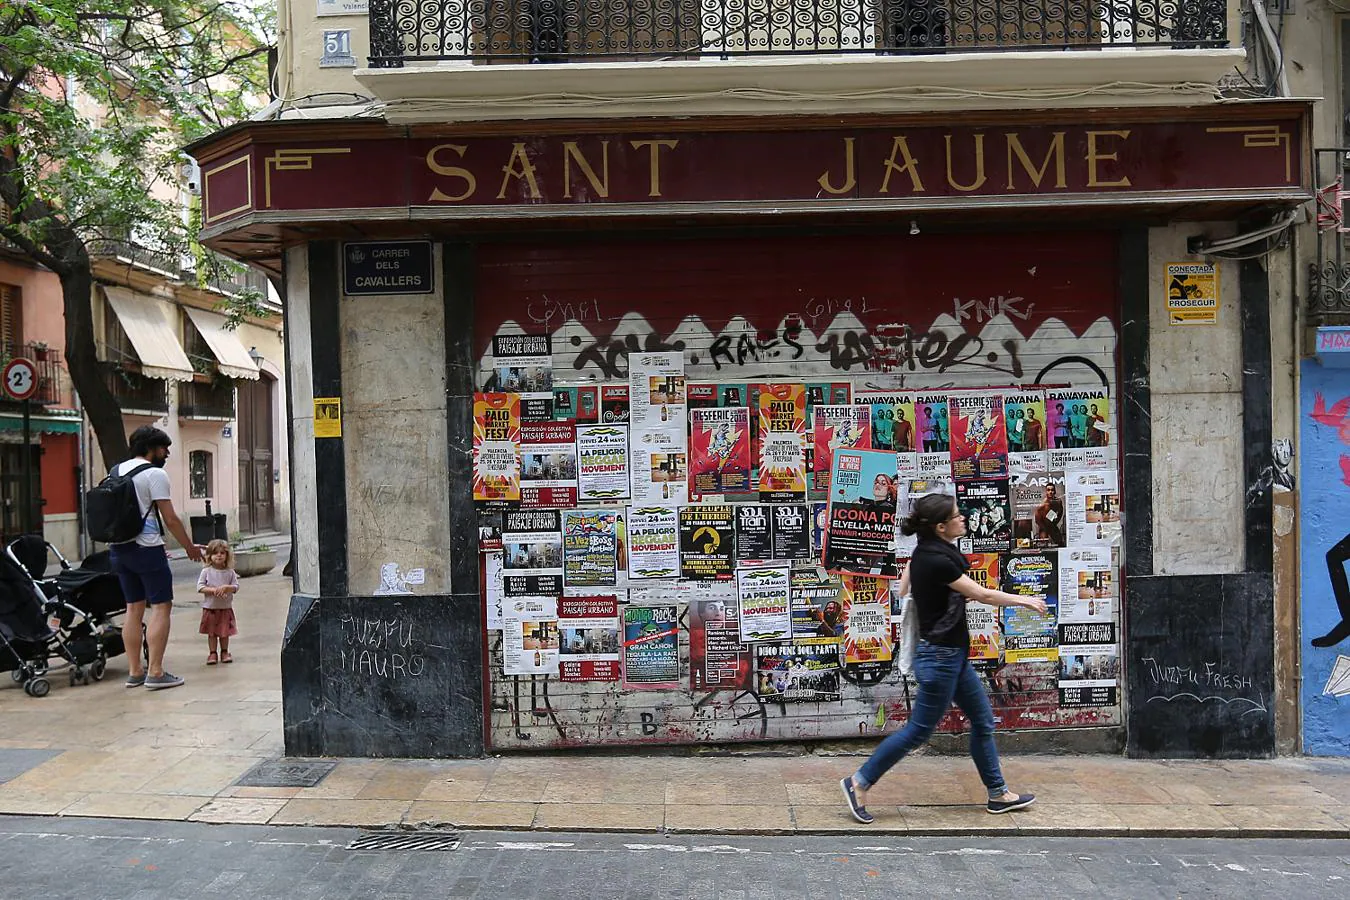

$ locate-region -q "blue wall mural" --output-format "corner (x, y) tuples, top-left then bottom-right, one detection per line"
(1301, 360), (1350, 755)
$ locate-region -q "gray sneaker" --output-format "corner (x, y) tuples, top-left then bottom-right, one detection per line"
(144, 672), (185, 691)
(125, 673), (146, 688)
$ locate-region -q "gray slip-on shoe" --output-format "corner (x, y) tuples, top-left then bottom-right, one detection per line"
(144, 672), (185, 691)
(125, 673), (146, 688)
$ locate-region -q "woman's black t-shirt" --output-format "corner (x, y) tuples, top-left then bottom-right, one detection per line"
(908, 537), (970, 650)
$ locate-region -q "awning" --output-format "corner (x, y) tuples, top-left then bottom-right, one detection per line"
(0, 413), (82, 436)
(184, 306), (260, 380)
(102, 286), (195, 381)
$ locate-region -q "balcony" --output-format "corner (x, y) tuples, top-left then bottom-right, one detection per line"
(367, 0), (1228, 66)
(0, 342), (65, 407)
(102, 362), (169, 415)
(89, 239), (273, 303)
(177, 377), (237, 421)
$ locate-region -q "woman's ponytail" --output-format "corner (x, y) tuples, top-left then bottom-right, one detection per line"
(902, 493), (958, 541)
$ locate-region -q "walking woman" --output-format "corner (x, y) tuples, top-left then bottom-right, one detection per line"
(839, 493), (1048, 823)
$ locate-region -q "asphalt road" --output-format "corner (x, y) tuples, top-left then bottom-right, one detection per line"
(1, 816), (1346, 900)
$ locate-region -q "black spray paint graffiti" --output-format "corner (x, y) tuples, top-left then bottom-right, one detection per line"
(564, 320), (1030, 380)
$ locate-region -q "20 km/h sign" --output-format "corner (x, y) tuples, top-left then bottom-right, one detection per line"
(2, 356), (38, 401)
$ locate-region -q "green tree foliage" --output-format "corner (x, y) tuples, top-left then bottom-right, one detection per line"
(0, 1), (271, 466)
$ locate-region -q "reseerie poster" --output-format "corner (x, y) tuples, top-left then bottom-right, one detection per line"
(812, 404), (872, 491)
(689, 406), (752, 495)
(949, 391), (1008, 480)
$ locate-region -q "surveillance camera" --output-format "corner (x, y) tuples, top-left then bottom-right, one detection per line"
(909, 221), (920, 236)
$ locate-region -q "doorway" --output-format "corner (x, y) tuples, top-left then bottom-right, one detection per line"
(0, 442), (42, 541)
(236, 374), (275, 534)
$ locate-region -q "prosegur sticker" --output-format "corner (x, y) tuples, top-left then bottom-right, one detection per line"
(1165, 262), (1218, 326)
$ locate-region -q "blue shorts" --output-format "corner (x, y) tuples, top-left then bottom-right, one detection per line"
(110, 543), (174, 606)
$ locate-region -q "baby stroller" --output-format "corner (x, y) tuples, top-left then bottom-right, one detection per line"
(3, 535), (128, 694)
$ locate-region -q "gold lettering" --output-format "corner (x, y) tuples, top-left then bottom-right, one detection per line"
(563, 141), (610, 199)
(944, 134), (987, 193)
(497, 142), (542, 200)
(1005, 132), (1067, 190)
(1085, 130), (1132, 188)
(879, 136), (924, 194)
(630, 139), (679, 198)
(817, 137), (857, 195)
(426, 143), (476, 203)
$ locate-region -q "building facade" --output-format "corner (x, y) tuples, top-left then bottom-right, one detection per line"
(190, 1), (1317, 758)
(86, 246), (291, 545)
(0, 252), (82, 555)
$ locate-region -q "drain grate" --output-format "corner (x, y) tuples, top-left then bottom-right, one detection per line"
(347, 831), (462, 851)
(235, 758), (337, 788)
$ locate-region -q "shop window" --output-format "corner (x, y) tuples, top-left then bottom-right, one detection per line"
(189, 450), (213, 499)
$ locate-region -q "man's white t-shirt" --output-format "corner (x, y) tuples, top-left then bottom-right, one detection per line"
(113, 459), (172, 548)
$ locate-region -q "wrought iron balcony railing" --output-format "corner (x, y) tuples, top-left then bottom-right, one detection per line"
(102, 362), (170, 415)
(178, 378), (237, 421)
(0, 341), (65, 407)
(368, 0), (1227, 66)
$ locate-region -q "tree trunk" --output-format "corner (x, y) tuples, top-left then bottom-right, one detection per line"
(60, 260), (129, 469)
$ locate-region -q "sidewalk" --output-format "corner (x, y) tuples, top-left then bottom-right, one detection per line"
(2, 570), (1349, 837)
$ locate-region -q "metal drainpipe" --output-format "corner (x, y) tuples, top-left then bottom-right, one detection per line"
(74, 385), (88, 560)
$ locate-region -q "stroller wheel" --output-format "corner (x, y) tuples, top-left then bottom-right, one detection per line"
(90, 658), (107, 682)
(70, 669), (83, 687)
(11, 669), (22, 683)
(24, 678), (50, 698)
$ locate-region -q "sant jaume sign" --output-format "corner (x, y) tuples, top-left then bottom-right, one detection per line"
(196, 109), (1308, 229)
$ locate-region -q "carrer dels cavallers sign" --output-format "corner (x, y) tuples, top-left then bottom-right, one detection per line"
(202, 115), (1305, 223)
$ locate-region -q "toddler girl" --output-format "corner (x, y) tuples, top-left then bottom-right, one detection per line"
(197, 539), (239, 664)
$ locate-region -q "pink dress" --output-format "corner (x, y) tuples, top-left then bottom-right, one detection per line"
(198, 566), (239, 638)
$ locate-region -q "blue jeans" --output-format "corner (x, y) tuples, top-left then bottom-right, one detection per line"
(855, 641), (1007, 799)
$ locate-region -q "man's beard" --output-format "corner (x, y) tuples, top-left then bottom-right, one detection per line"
(152, 455), (167, 468)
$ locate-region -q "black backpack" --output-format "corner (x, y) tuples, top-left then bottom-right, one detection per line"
(86, 462), (157, 545)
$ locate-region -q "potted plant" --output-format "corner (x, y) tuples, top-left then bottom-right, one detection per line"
(30, 341), (49, 361)
(234, 542), (276, 577)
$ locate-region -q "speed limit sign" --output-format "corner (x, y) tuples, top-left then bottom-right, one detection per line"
(2, 357), (38, 401)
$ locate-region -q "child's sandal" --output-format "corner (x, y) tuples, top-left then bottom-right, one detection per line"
(221, 652), (232, 664)
(206, 652), (218, 666)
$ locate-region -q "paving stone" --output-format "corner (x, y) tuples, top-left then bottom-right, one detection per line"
(270, 799), (410, 827)
(665, 804), (794, 834)
(63, 792), (207, 821)
(1112, 804), (1240, 836)
(1009, 803), (1130, 836)
(405, 800), (539, 829)
(1220, 805), (1350, 838)
(532, 803), (664, 832)
(188, 798), (289, 824)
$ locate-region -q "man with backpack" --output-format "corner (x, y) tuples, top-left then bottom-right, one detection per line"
(87, 425), (203, 690)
